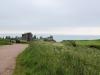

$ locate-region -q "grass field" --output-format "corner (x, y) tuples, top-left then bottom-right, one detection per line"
(0, 38), (11, 45)
(13, 40), (100, 75)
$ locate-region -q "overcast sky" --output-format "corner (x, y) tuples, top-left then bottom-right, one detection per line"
(0, 0), (100, 35)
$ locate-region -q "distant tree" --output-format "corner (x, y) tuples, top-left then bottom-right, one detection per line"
(15, 36), (18, 40)
(49, 35), (53, 40)
(40, 36), (43, 39)
(33, 35), (37, 40)
(14, 36), (21, 43)
(3, 37), (5, 39)
(5, 36), (11, 40)
(16, 39), (20, 43)
(43, 35), (56, 42)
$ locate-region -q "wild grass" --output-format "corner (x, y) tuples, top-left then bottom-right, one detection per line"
(13, 41), (100, 75)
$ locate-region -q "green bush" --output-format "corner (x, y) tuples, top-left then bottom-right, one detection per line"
(62, 40), (77, 47)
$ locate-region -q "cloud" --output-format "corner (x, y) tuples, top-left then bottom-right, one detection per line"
(32, 0), (62, 7)
(0, 0), (100, 35)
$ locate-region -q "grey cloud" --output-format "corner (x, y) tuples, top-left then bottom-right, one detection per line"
(0, 0), (100, 33)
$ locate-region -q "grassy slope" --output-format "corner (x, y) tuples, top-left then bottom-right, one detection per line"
(0, 39), (11, 45)
(13, 41), (100, 75)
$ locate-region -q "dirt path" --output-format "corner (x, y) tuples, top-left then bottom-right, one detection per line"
(0, 44), (28, 75)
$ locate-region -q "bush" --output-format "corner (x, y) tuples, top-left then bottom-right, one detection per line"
(62, 40), (77, 47)
(88, 45), (100, 49)
(16, 39), (20, 43)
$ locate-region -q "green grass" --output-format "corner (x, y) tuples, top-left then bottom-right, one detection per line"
(76, 40), (100, 46)
(62, 40), (100, 49)
(0, 38), (11, 45)
(13, 41), (100, 75)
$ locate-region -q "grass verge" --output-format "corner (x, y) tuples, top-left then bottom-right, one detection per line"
(0, 39), (11, 45)
(13, 41), (100, 75)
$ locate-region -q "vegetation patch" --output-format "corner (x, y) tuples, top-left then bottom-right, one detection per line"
(0, 38), (11, 45)
(13, 41), (100, 75)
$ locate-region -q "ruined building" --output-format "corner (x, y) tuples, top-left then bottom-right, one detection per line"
(22, 32), (33, 41)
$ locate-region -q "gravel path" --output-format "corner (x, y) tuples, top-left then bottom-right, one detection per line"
(0, 44), (28, 75)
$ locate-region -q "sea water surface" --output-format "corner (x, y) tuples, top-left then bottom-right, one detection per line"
(53, 35), (100, 41)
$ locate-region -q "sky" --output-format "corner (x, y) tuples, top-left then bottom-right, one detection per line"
(0, 0), (100, 35)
